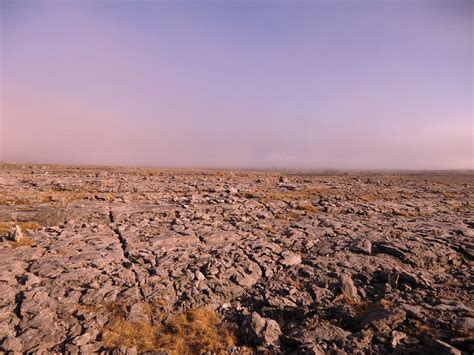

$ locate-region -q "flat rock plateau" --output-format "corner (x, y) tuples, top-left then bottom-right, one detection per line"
(0, 164), (472, 354)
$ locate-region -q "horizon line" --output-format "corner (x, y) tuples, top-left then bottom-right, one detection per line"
(1, 160), (472, 174)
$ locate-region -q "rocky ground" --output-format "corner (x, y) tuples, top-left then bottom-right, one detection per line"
(0, 163), (472, 354)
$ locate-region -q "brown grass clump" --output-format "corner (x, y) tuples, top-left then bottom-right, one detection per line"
(39, 190), (90, 204)
(0, 221), (40, 235)
(448, 201), (461, 210)
(393, 209), (418, 217)
(0, 189), (92, 206)
(103, 308), (235, 354)
(18, 221), (41, 231)
(0, 192), (34, 205)
(378, 298), (394, 308)
(296, 203), (318, 213)
(156, 308), (235, 354)
(10, 237), (34, 248)
(103, 319), (158, 352)
(411, 319), (433, 337)
(0, 222), (11, 234)
(350, 300), (371, 315)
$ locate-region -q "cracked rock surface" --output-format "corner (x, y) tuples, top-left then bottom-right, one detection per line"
(0, 164), (472, 354)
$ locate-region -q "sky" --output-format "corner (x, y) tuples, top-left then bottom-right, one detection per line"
(0, 0), (472, 169)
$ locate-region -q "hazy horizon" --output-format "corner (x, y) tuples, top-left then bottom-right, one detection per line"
(1, 0), (473, 170)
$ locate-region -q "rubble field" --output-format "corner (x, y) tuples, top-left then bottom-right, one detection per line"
(0, 164), (472, 354)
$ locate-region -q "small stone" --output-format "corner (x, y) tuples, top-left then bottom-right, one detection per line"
(350, 239), (372, 255)
(391, 330), (406, 348)
(10, 225), (23, 242)
(401, 304), (424, 319)
(340, 274), (360, 303)
(64, 344), (80, 354)
(280, 251), (302, 267)
(226, 187), (238, 195)
(195, 270), (206, 281)
(246, 312), (282, 346)
(72, 332), (91, 346)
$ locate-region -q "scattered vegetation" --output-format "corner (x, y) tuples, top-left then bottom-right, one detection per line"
(296, 203), (318, 213)
(10, 237), (34, 248)
(155, 308), (236, 354)
(18, 221), (41, 231)
(104, 319), (158, 351)
(350, 300), (371, 314)
(102, 306), (236, 354)
(274, 210), (303, 221)
(0, 221), (41, 235)
(411, 319), (434, 337)
(350, 299), (394, 319)
(0, 222), (11, 234)
(0, 192), (32, 206)
(0, 186), (119, 207)
(393, 209), (419, 217)
(448, 201), (461, 210)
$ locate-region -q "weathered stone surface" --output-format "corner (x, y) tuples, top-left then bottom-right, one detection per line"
(279, 251), (302, 267)
(306, 322), (351, 341)
(390, 330), (406, 348)
(429, 339), (462, 355)
(0, 165), (471, 354)
(353, 306), (406, 333)
(350, 239), (372, 255)
(245, 312), (282, 346)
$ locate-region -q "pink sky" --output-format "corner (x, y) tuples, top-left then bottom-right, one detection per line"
(1, 0), (472, 169)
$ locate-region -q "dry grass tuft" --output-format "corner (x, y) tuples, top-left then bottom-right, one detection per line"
(103, 308), (235, 354)
(0, 221), (41, 235)
(358, 194), (378, 202)
(0, 192), (34, 205)
(411, 319), (433, 337)
(10, 237), (34, 248)
(350, 300), (371, 315)
(0, 189), (92, 206)
(448, 201), (461, 210)
(393, 209), (418, 217)
(0, 222), (11, 234)
(156, 308), (236, 354)
(18, 221), (41, 231)
(296, 203), (318, 213)
(39, 190), (90, 204)
(103, 319), (158, 352)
